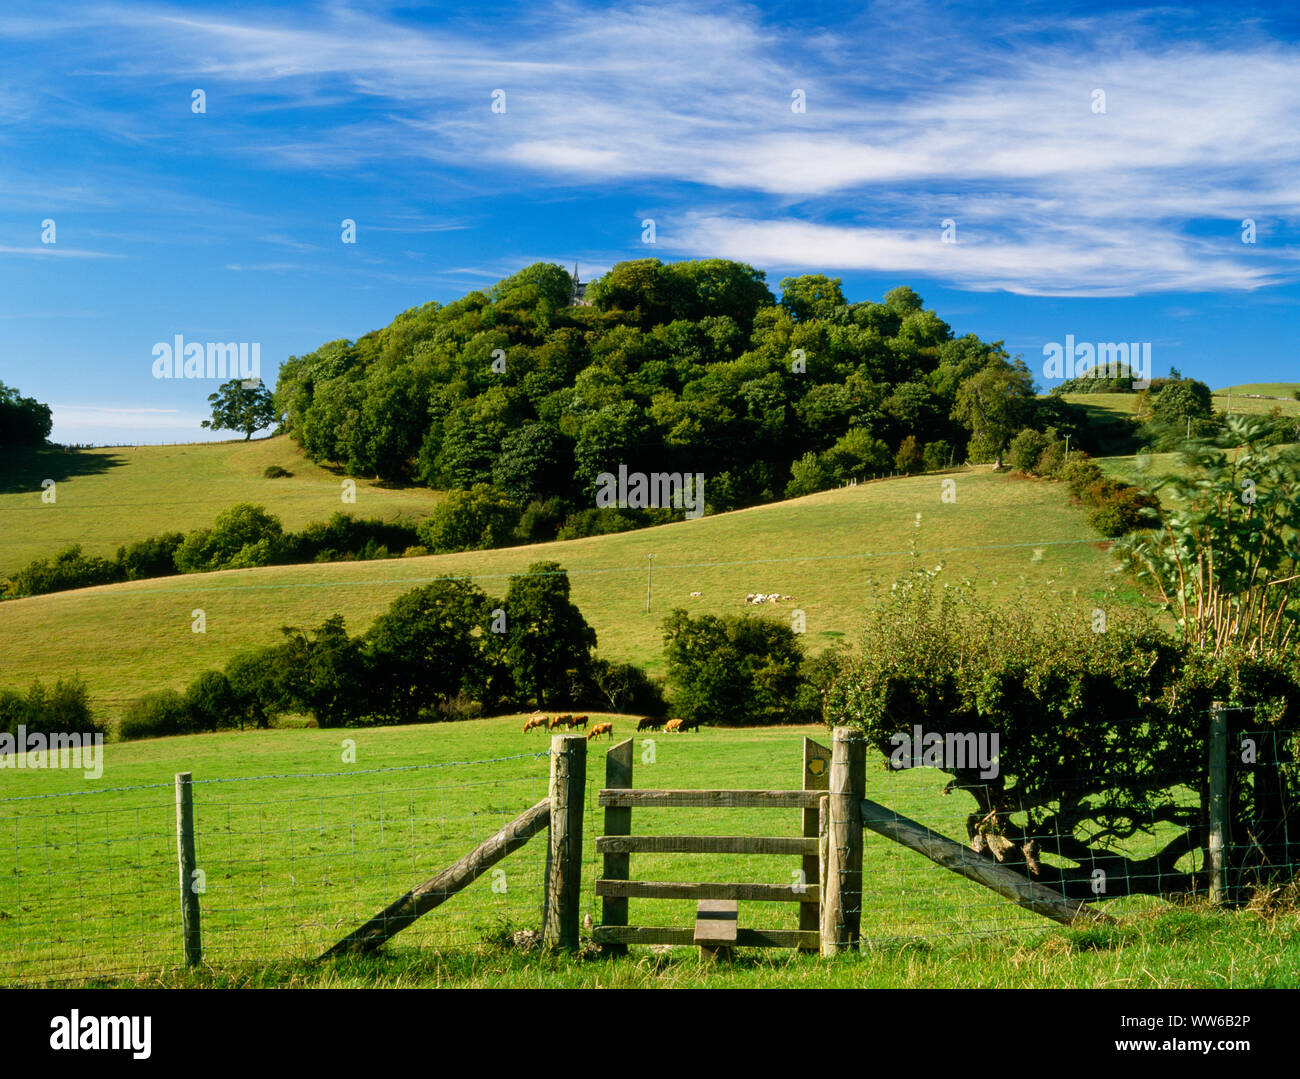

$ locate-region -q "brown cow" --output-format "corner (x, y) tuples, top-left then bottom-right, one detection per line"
(522, 715), (548, 733)
(665, 718), (684, 733)
(566, 714), (588, 730)
(586, 722), (614, 741)
(637, 717), (665, 732)
(548, 714), (570, 731)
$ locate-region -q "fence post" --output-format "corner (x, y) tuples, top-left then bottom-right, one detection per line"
(1208, 701), (1228, 906)
(544, 734), (587, 950)
(821, 727), (866, 955)
(601, 738), (634, 955)
(174, 771), (202, 967)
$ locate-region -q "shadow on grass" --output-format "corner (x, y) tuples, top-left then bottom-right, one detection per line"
(0, 445), (125, 495)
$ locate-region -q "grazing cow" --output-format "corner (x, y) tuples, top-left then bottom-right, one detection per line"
(566, 714), (588, 730)
(549, 714), (570, 731)
(522, 715), (548, 733)
(637, 717), (665, 732)
(587, 722), (614, 741)
(665, 718), (684, 733)
(680, 719), (701, 733)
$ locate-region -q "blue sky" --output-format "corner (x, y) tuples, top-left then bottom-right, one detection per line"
(1, 0), (1297, 444)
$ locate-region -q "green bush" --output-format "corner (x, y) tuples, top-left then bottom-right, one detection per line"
(3, 545), (121, 598)
(662, 609), (808, 726)
(174, 503), (285, 573)
(556, 507), (672, 540)
(921, 440), (953, 472)
(1084, 480), (1159, 537)
(263, 465), (291, 478)
(1007, 428), (1049, 473)
(784, 451), (831, 498)
(1035, 440), (1067, 478)
(118, 690), (191, 741)
(1059, 455), (1104, 497)
(416, 484), (519, 553)
(894, 435), (924, 475)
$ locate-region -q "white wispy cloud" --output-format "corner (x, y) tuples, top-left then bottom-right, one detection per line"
(6, 1), (1298, 295)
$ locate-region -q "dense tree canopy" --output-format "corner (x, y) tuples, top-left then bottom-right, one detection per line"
(275, 260), (1045, 524)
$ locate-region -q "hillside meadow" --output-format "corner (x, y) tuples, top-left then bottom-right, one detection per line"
(0, 467), (1138, 727)
(0, 436), (443, 575)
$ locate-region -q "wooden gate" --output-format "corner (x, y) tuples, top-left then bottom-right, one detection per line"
(591, 736), (832, 954)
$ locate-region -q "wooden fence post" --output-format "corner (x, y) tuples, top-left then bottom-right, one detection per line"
(601, 738), (634, 955)
(175, 771), (202, 967)
(1208, 701), (1228, 906)
(801, 738), (831, 950)
(821, 727), (865, 955)
(544, 734), (587, 950)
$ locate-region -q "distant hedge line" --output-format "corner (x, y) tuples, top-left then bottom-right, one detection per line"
(1006, 426), (1159, 536)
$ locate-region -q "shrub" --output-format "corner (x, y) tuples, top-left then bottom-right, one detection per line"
(263, 465), (291, 478)
(556, 507), (672, 540)
(784, 451), (831, 498)
(1007, 428), (1049, 473)
(416, 484), (519, 553)
(1059, 455), (1104, 497)
(662, 609), (807, 726)
(513, 497), (566, 543)
(118, 689), (191, 741)
(4, 545), (120, 598)
(1084, 481), (1159, 537)
(1035, 439), (1067, 478)
(821, 427), (892, 483)
(894, 435), (924, 475)
(582, 658), (667, 717)
(117, 533), (184, 580)
(921, 440), (953, 472)
(402, 545), (430, 558)
(183, 670), (237, 733)
(174, 503), (285, 573)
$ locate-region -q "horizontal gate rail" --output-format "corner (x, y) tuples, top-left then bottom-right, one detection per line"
(595, 879), (817, 902)
(592, 926), (818, 949)
(598, 788), (820, 809)
(595, 835), (817, 855)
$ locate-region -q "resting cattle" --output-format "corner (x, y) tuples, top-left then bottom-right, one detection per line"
(522, 715), (548, 733)
(586, 722), (614, 741)
(637, 717), (665, 732)
(665, 718), (684, 733)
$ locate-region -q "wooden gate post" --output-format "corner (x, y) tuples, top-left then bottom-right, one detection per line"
(601, 738), (634, 955)
(821, 728), (865, 955)
(1208, 701), (1228, 906)
(175, 771), (202, 967)
(544, 734), (587, 950)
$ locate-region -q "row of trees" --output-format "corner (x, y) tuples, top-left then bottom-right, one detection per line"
(120, 563), (662, 737)
(2, 507), (422, 599)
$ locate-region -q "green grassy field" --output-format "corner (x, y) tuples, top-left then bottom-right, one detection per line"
(0, 436), (444, 575)
(1, 716), (1293, 989)
(0, 467), (1137, 726)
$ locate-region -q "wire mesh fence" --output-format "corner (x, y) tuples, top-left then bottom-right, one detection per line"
(0, 751), (551, 985)
(858, 709), (1300, 944)
(3, 712), (1297, 984)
